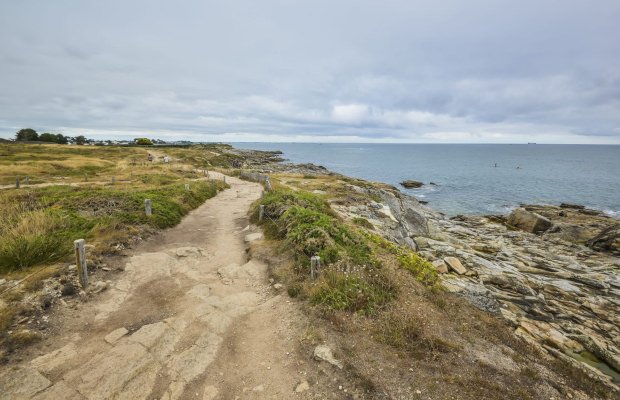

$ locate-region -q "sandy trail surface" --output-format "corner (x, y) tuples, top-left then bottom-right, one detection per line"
(0, 172), (320, 400)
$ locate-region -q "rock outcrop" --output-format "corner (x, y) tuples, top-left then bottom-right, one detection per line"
(334, 180), (620, 386)
(588, 224), (620, 255)
(507, 208), (552, 233)
(400, 180), (423, 188)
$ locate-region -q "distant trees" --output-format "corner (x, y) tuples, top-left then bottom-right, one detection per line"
(135, 138), (153, 145)
(74, 135), (86, 145)
(15, 128), (39, 141)
(15, 128), (69, 144)
(39, 133), (69, 144)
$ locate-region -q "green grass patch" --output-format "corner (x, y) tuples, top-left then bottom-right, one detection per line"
(311, 269), (397, 315)
(0, 180), (227, 273)
(254, 189), (396, 314)
(352, 217), (374, 229)
(366, 233), (440, 290)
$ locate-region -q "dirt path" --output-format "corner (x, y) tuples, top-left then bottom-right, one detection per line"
(0, 173), (330, 399)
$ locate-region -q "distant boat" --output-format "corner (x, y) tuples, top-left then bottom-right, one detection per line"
(528, 142), (536, 144)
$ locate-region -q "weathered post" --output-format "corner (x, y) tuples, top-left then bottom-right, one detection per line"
(211, 179), (215, 188)
(311, 256), (321, 279)
(25, 175), (30, 184)
(223, 176), (226, 183)
(131, 172), (133, 180)
(185, 183), (190, 190)
(112, 176), (115, 185)
(266, 176), (272, 192)
(145, 199), (152, 216)
(261, 190), (265, 199)
(259, 205), (265, 221)
(84, 173), (88, 182)
(15, 177), (20, 189)
(74, 239), (88, 288)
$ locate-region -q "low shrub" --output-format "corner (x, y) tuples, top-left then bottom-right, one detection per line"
(311, 268), (397, 315)
(352, 217), (374, 229)
(256, 189), (396, 314)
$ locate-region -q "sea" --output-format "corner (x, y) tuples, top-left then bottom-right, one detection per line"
(231, 143), (620, 218)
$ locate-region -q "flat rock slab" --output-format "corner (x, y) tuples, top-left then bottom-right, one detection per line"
(0, 368), (52, 398)
(444, 257), (467, 274)
(176, 247), (204, 257)
(30, 343), (78, 374)
(104, 327), (129, 345)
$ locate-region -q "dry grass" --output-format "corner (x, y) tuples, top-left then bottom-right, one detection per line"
(0, 306), (15, 332)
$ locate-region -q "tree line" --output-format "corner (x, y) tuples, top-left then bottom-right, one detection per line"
(15, 128), (87, 145)
(14, 128), (156, 146)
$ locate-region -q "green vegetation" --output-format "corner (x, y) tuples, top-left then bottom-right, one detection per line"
(135, 138), (153, 145)
(0, 142), (237, 273)
(14, 128), (38, 141)
(352, 217), (374, 229)
(366, 232), (440, 290)
(0, 180), (226, 273)
(254, 189), (398, 315)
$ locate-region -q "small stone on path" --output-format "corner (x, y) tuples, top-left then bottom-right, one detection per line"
(313, 345), (343, 369)
(244, 233), (264, 243)
(104, 327), (129, 345)
(295, 380), (310, 393)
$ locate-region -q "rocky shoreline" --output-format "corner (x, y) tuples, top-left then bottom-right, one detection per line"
(226, 146), (620, 388)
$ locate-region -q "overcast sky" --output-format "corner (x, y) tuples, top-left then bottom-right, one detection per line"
(1, 1), (619, 143)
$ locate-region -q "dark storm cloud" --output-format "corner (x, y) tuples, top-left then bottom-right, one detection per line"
(1, 0), (619, 143)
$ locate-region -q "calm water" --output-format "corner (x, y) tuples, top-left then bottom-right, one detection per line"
(233, 143), (620, 217)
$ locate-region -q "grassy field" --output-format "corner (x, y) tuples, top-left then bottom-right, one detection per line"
(0, 142), (238, 274)
(0, 142), (236, 352)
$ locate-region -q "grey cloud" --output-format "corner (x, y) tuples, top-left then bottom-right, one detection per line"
(1, 0), (619, 143)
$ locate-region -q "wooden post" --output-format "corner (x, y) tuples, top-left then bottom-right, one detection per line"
(211, 179), (214, 188)
(266, 176), (272, 192)
(131, 172), (133, 180)
(145, 199), (152, 216)
(15, 177), (20, 189)
(74, 239), (88, 288)
(26, 175), (30, 184)
(259, 205), (265, 221)
(223, 176), (226, 183)
(84, 173), (88, 182)
(261, 190), (265, 199)
(311, 256), (321, 279)
(112, 176), (115, 185)
(185, 184), (190, 190)
(203, 170), (206, 176)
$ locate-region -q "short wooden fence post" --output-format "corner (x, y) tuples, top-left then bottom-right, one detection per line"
(185, 184), (190, 190)
(261, 190), (265, 199)
(131, 172), (133, 180)
(26, 175), (30, 184)
(223, 176), (226, 183)
(74, 239), (88, 288)
(84, 173), (88, 182)
(311, 256), (321, 279)
(112, 176), (115, 185)
(145, 199), (152, 216)
(211, 179), (215, 188)
(259, 205), (265, 221)
(15, 177), (20, 189)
